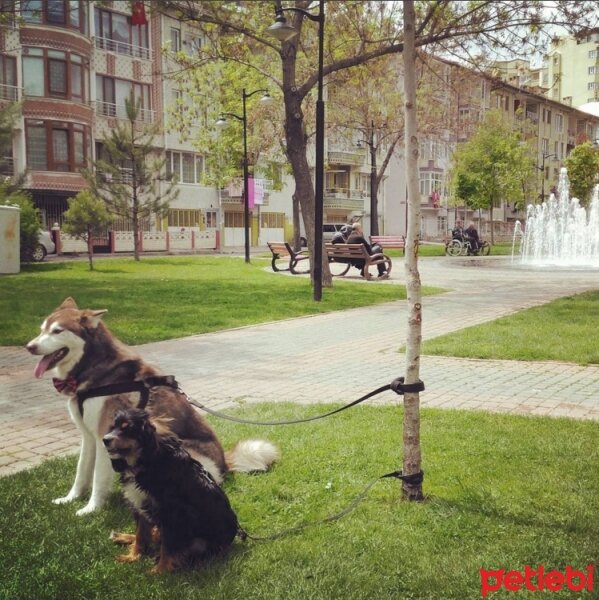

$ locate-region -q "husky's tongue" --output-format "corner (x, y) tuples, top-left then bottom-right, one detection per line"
(34, 354), (56, 379)
(34, 348), (68, 379)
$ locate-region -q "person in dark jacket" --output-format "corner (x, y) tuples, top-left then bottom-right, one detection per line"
(346, 222), (387, 278)
(331, 224), (352, 245)
(464, 221), (480, 254)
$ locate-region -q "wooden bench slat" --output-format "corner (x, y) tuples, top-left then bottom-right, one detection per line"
(369, 235), (407, 256)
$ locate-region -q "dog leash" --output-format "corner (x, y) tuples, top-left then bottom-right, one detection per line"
(179, 377), (425, 426)
(238, 469), (424, 542)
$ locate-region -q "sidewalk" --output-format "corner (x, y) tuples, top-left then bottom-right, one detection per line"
(2, 256), (599, 477)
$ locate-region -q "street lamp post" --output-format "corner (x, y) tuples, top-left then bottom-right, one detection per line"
(216, 89), (271, 263)
(267, 0), (325, 302)
(535, 152), (557, 203)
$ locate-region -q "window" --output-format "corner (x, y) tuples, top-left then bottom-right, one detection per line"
(224, 212), (245, 227)
(26, 120), (90, 172)
(171, 28), (181, 52)
(0, 55), (17, 100)
(419, 171), (443, 199)
(168, 209), (201, 228)
(48, 51), (67, 96)
(589, 50), (598, 59)
(96, 76), (152, 121)
(22, 0), (88, 34)
(437, 216), (447, 235)
(26, 121), (47, 170)
(541, 138), (549, 154)
(166, 151), (204, 184)
(261, 212), (284, 228)
(205, 210), (217, 228)
(182, 153), (194, 183)
(554, 113), (563, 133)
(22, 47), (88, 102)
(95, 7), (149, 59)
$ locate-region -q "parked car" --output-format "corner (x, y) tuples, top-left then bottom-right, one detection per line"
(32, 231), (56, 262)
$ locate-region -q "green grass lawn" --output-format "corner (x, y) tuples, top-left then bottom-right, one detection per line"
(421, 290), (599, 365)
(0, 256), (444, 346)
(0, 404), (596, 600)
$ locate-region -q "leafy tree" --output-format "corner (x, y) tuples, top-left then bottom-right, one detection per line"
(326, 57), (404, 237)
(450, 110), (533, 244)
(1, 188), (40, 262)
(62, 190), (113, 270)
(84, 96), (178, 261)
(564, 142), (599, 206)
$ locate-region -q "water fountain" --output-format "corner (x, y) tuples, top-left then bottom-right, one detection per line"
(514, 167), (599, 268)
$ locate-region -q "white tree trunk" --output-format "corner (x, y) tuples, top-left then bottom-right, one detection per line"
(401, 0), (424, 502)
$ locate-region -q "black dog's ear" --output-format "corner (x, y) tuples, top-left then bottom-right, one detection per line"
(140, 416), (157, 443)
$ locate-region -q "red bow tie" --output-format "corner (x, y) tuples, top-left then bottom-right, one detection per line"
(53, 376), (78, 394)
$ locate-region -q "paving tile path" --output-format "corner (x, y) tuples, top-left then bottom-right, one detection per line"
(2, 255), (599, 476)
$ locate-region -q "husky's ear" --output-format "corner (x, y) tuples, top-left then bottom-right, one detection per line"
(59, 297), (78, 310)
(81, 309), (108, 328)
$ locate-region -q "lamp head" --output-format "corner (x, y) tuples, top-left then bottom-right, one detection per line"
(259, 92), (273, 104)
(215, 115), (228, 128)
(266, 13), (298, 42)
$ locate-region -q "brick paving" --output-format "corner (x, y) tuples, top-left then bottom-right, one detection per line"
(2, 255), (599, 477)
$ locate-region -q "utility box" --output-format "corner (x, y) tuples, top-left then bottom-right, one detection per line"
(0, 205), (20, 274)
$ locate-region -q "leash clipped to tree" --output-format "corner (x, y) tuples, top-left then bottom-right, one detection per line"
(178, 376), (425, 426)
(239, 469), (425, 542)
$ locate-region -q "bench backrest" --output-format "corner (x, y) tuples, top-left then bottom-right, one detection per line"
(267, 241), (292, 257)
(370, 235), (405, 247)
(325, 243), (369, 259)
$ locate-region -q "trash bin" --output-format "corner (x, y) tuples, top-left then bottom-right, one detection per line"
(0, 205), (20, 274)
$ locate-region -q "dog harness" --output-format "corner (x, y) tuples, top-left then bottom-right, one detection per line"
(74, 375), (179, 416)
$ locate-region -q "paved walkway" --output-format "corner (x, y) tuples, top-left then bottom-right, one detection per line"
(2, 255), (599, 476)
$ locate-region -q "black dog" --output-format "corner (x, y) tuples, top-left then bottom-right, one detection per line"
(103, 408), (240, 573)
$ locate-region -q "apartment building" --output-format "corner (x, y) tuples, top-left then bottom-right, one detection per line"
(542, 29), (599, 108)
(0, 0), (293, 250)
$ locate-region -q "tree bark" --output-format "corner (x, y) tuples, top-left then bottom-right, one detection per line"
(279, 31), (332, 288)
(402, 0), (424, 502)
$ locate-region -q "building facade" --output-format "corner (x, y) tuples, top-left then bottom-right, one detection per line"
(2, 2), (598, 250)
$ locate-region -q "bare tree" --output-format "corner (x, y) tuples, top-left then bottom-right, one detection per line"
(401, 0), (424, 502)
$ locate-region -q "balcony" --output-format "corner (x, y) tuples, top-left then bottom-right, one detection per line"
(0, 84), (21, 102)
(96, 101), (154, 124)
(94, 36), (151, 60)
(323, 188), (365, 211)
(327, 150), (365, 166)
(0, 157), (14, 177)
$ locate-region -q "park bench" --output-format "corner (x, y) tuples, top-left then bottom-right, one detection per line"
(267, 241), (310, 274)
(324, 243), (392, 280)
(369, 235), (407, 255)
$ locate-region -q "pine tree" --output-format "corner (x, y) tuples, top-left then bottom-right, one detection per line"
(84, 96), (178, 260)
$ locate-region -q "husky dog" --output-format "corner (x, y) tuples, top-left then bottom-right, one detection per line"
(26, 297), (278, 516)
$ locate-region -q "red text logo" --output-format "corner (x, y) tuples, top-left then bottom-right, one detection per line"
(480, 565), (594, 597)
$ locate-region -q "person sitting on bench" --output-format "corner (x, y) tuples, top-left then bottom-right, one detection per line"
(346, 222), (387, 278)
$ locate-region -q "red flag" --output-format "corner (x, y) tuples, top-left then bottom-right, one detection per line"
(131, 1), (147, 26)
